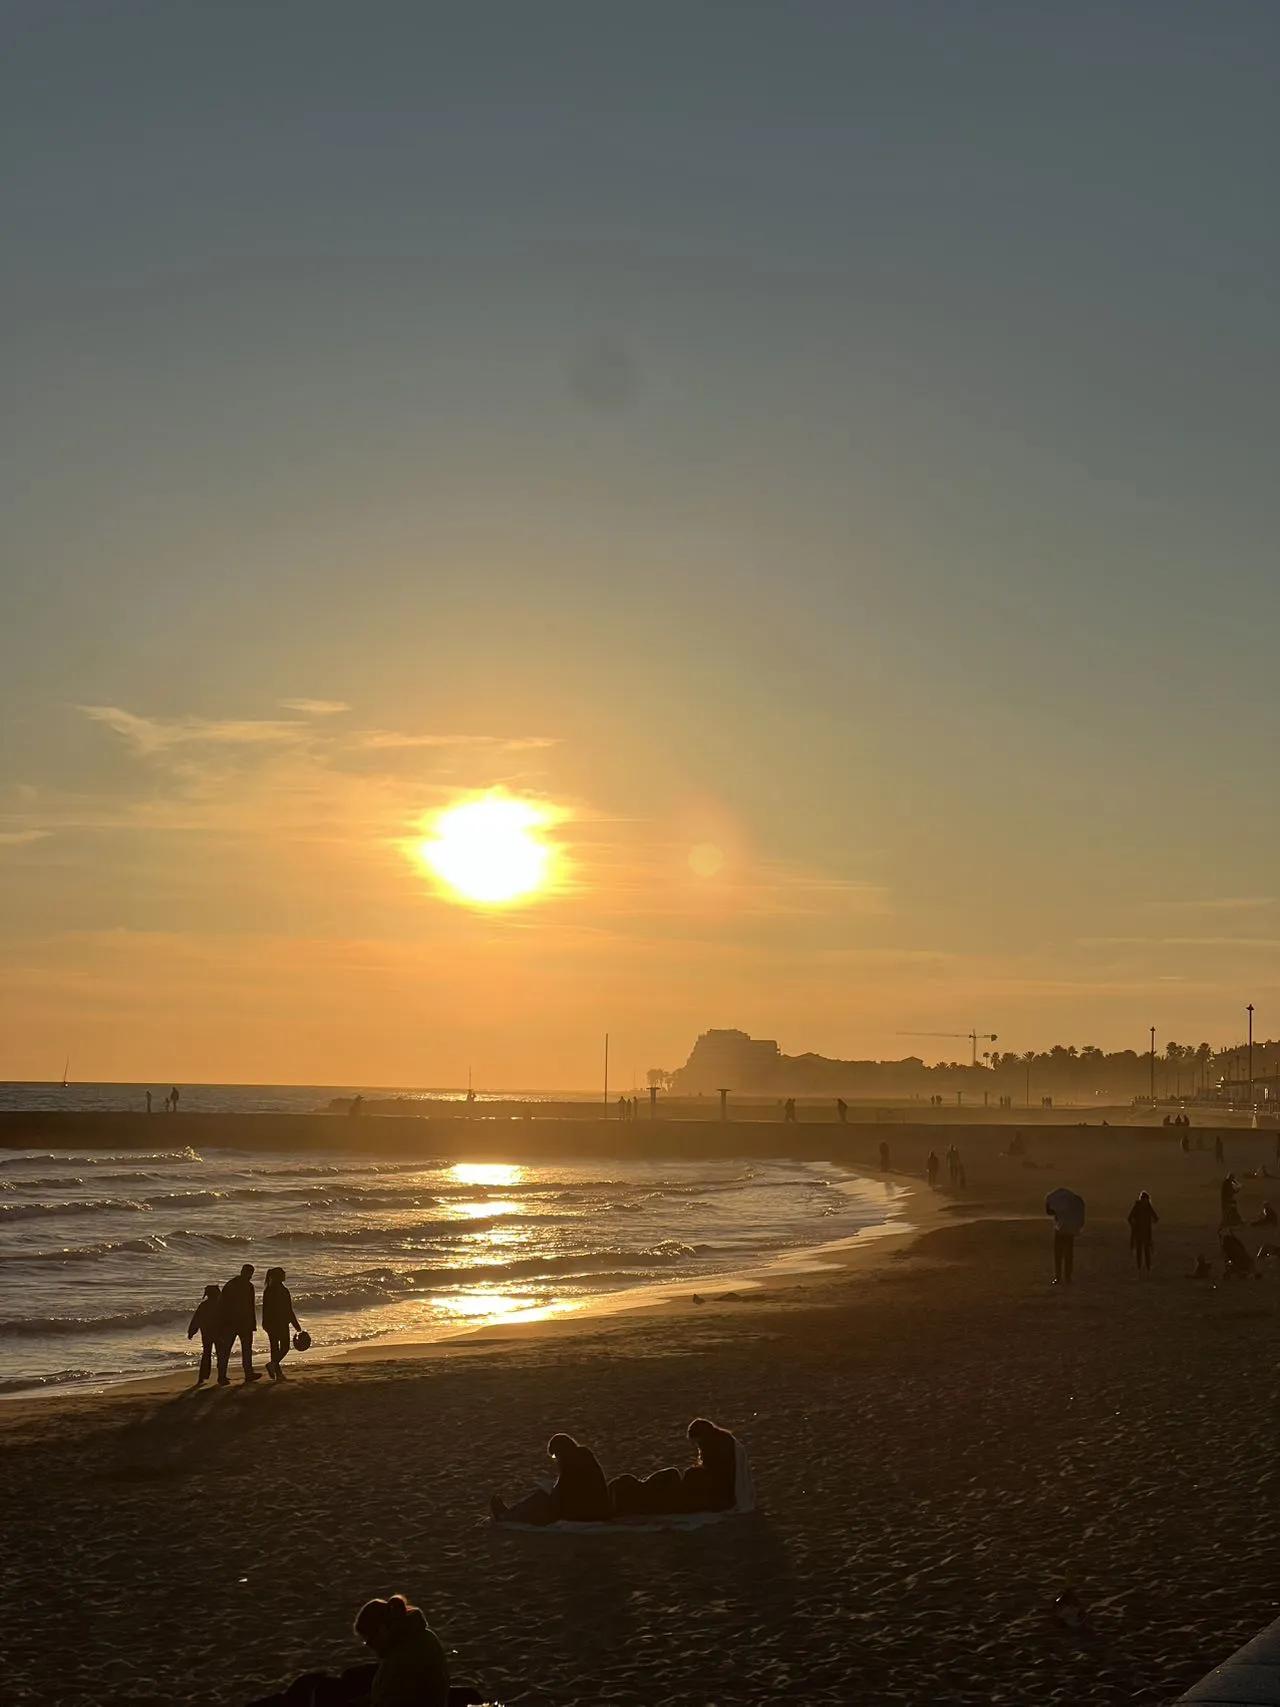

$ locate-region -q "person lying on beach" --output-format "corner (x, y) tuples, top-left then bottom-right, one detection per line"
(246, 1592), (468, 1707)
(490, 1432), (612, 1525)
(262, 1266), (302, 1380)
(609, 1417), (745, 1517)
(186, 1283), (224, 1386)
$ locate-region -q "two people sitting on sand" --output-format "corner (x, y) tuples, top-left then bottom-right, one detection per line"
(248, 1592), (484, 1707)
(490, 1418), (751, 1526)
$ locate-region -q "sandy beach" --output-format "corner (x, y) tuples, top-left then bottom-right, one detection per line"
(3, 1120), (1278, 1706)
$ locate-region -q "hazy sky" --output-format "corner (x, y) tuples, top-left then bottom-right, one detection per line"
(3, 2), (1279, 1085)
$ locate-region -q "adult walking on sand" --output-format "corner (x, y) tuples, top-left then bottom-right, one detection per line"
(145, 1089), (152, 1115)
(1046, 1187), (1086, 1286)
(1127, 1191), (1159, 1272)
(218, 1263), (261, 1384)
(878, 1139), (890, 1171)
(926, 1150), (940, 1189)
(187, 1283), (223, 1386)
(262, 1267), (302, 1380)
(170, 1085), (180, 1114)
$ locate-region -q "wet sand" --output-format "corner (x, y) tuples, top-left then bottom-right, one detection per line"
(3, 1122), (1278, 1705)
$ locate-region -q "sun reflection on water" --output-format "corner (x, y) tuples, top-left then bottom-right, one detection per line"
(449, 1162), (523, 1188)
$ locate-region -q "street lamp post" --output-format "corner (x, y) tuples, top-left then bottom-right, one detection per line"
(1149, 1025), (1156, 1108)
(1248, 1003), (1255, 1108)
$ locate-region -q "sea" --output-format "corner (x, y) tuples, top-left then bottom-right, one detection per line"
(0, 1084), (904, 1395)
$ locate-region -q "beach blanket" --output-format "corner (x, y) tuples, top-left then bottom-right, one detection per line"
(495, 1441), (757, 1533)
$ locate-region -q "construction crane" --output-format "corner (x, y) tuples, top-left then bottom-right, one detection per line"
(898, 1030), (998, 1068)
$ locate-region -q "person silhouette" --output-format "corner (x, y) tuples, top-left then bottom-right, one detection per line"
(926, 1150), (940, 1188)
(187, 1283), (223, 1386)
(836, 1098), (848, 1124)
(170, 1085), (180, 1113)
(145, 1089), (152, 1115)
(218, 1263), (260, 1384)
(784, 1097), (796, 1123)
(1127, 1191), (1159, 1272)
(878, 1139), (890, 1170)
(262, 1267), (302, 1380)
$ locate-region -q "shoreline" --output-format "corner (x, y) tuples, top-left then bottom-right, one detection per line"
(0, 1167), (930, 1411)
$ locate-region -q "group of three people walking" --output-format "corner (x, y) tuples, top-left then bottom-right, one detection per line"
(187, 1262), (306, 1385)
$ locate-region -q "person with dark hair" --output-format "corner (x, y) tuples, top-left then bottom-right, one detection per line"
(681, 1417), (740, 1512)
(490, 1433), (612, 1525)
(187, 1283), (223, 1386)
(1127, 1191), (1159, 1272)
(246, 1592), (473, 1707)
(262, 1267), (302, 1380)
(218, 1262), (260, 1384)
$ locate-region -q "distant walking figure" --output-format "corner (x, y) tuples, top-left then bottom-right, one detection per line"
(170, 1085), (180, 1113)
(1127, 1191), (1159, 1272)
(187, 1283), (223, 1385)
(836, 1098), (848, 1124)
(945, 1143), (959, 1185)
(491, 1432), (612, 1526)
(145, 1089), (152, 1115)
(1214, 1135), (1225, 1165)
(218, 1263), (260, 1384)
(1220, 1174), (1242, 1228)
(262, 1267), (302, 1380)
(784, 1097), (797, 1124)
(1046, 1187), (1086, 1286)
(926, 1150), (940, 1189)
(878, 1139), (890, 1171)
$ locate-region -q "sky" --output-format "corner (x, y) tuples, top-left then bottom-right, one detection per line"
(3, 2), (1279, 1086)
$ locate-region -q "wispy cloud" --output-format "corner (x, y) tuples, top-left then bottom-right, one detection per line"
(0, 829), (51, 846)
(353, 730), (558, 751)
(1142, 897), (1275, 913)
(81, 706), (305, 755)
(278, 698), (351, 717)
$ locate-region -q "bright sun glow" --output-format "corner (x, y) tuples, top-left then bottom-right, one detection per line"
(417, 795), (558, 906)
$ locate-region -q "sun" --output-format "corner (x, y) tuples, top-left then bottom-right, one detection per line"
(416, 795), (559, 907)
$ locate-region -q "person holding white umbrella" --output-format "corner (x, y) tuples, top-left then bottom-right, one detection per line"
(1045, 1187), (1085, 1285)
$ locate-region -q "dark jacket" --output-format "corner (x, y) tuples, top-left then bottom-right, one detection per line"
(1127, 1199), (1159, 1241)
(262, 1281), (299, 1333)
(553, 1442), (612, 1522)
(370, 1607), (450, 1707)
(219, 1274), (256, 1335)
(691, 1423), (738, 1511)
(187, 1297), (220, 1341)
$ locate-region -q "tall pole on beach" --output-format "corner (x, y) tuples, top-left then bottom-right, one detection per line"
(1248, 1004), (1254, 1107)
(603, 1032), (609, 1110)
(1149, 1026), (1156, 1107)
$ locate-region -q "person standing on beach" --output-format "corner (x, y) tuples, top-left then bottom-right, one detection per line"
(1127, 1191), (1159, 1272)
(262, 1267), (301, 1380)
(926, 1150), (940, 1188)
(1045, 1188), (1085, 1285)
(784, 1097), (797, 1123)
(836, 1098), (848, 1124)
(1215, 1134), (1225, 1164)
(878, 1139), (890, 1170)
(187, 1283), (223, 1386)
(218, 1263), (260, 1384)
(145, 1089), (152, 1115)
(170, 1085), (180, 1113)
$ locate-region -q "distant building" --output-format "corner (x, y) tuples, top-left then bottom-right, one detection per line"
(673, 1029), (783, 1093)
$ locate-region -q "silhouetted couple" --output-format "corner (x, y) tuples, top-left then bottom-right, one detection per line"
(490, 1418), (748, 1526)
(248, 1592), (484, 1707)
(188, 1263), (302, 1385)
